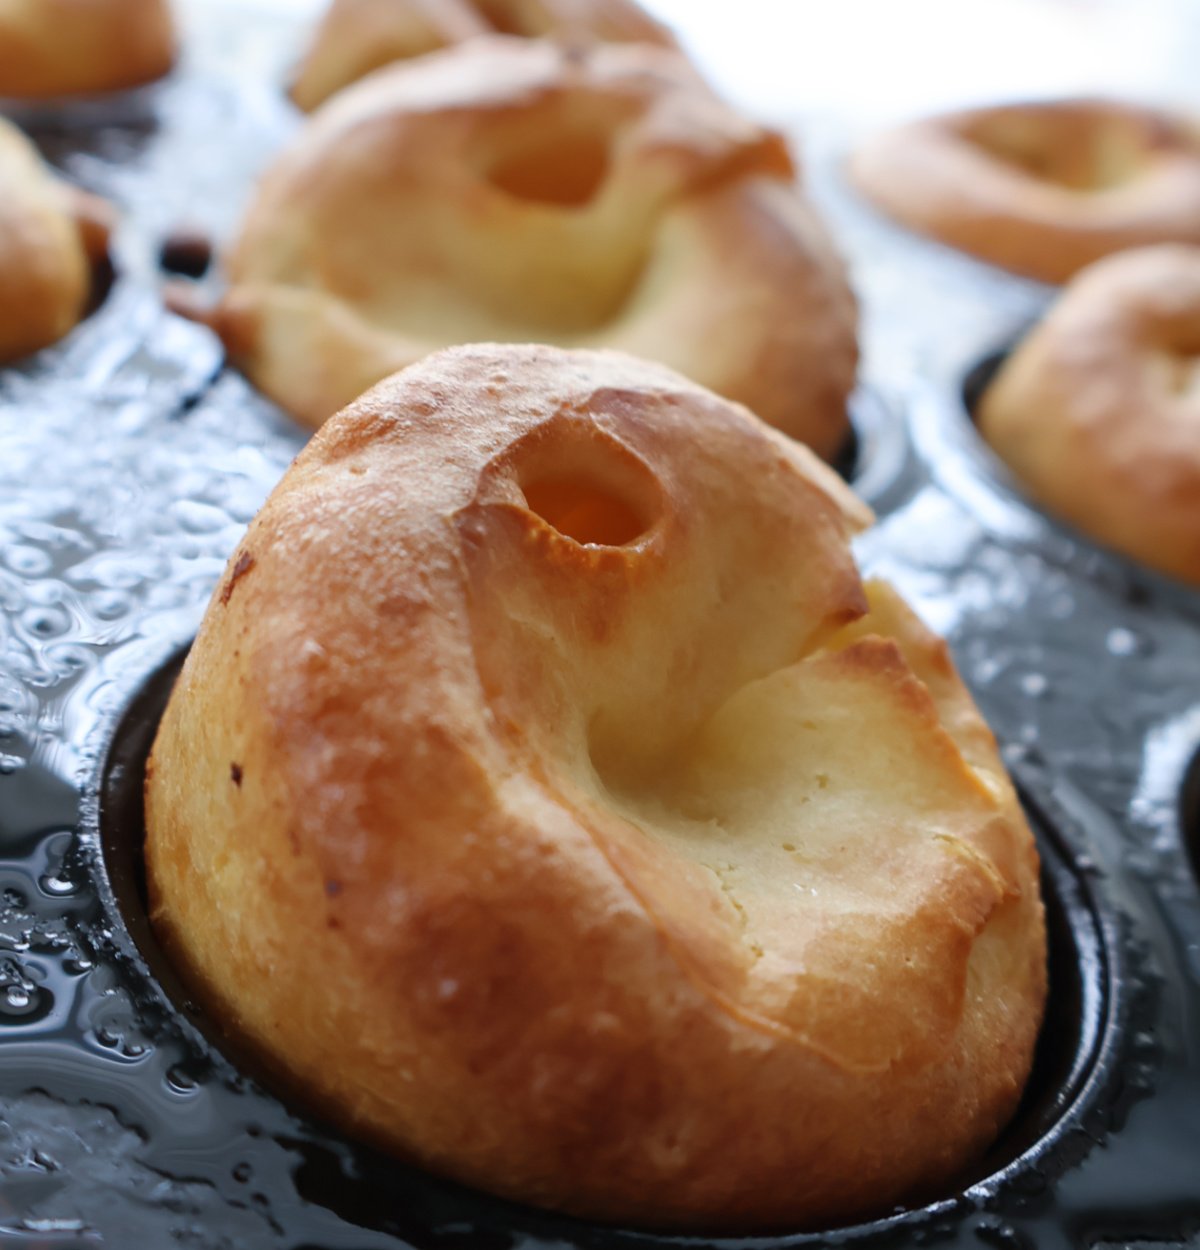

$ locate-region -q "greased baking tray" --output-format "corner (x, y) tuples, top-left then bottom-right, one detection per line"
(1, 7), (1199, 1250)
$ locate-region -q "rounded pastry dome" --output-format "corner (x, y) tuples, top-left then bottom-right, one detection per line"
(290, 0), (678, 113)
(979, 244), (1200, 584)
(205, 36), (858, 460)
(146, 344), (1046, 1233)
(0, 118), (112, 362)
(850, 99), (1200, 283)
(0, 0), (176, 98)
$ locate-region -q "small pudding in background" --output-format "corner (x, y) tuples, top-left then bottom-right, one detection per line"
(978, 244), (1200, 585)
(0, 0), (177, 98)
(289, 0), (678, 112)
(0, 118), (113, 362)
(145, 343), (1047, 1233)
(850, 99), (1200, 284)
(186, 36), (859, 461)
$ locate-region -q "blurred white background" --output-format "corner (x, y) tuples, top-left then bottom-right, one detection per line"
(226, 0), (1200, 123)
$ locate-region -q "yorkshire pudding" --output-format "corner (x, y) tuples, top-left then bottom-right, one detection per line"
(0, 0), (176, 98)
(850, 99), (1200, 284)
(290, 0), (677, 112)
(145, 344), (1046, 1232)
(196, 37), (858, 461)
(0, 119), (112, 362)
(978, 244), (1200, 585)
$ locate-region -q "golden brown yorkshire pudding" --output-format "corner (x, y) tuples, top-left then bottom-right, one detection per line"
(0, 0), (176, 98)
(0, 119), (112, 362)
(290, 0), (677, 112)
(146, 344), (1046, 1232)
(199, 37), (858, 461)
(850, 99), (1200, 284)
(978, 245), (1200, 585)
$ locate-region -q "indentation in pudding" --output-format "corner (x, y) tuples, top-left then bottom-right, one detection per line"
(584, 582), (1023, 1062)
(961, 110), (1151, 192)
(510, 416), (661, 548)
(471, 0), (540, 37)
(486, 123), (612, 208)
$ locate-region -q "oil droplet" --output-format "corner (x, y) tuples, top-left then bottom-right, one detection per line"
(46, 643), (91, 673)
(1047, 590), (1076, 620)
(0, 983), (48, 1022)
(22, 1217), (86, 1234)
(92, 590), (132, 620)
(166, 1064), (199, 1093)
(975, 1221), (1033, 1250)
(1106, 627), (1151, 657)
(171, 499), (232, 535)
(28, 925), (70, 953)
(1019, 673), (1048, 698)
(38, 872), (77, 898)
(3, 546), (53, 576)
(20, 606), (70, 639)
(974, 656), (1005, 684)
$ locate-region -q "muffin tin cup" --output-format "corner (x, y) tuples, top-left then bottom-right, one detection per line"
(71, 642), (1120, 1250)
(1, 6), (1199, 1246)
(911, 335), (1200, 624)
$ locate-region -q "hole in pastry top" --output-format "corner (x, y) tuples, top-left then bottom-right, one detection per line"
(486, 123), (612, 207)
(521, 472), (647, 545)
(506, 414), (662, 547)
(958, 106), (1164, 193)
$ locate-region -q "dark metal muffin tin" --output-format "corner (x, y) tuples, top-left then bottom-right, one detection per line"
(1, 9), (1198, 1247)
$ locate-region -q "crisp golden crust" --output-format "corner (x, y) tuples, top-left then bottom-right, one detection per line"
(202, 37), (857, 460)
(0, 119), (112, 362)
(850, 99), (1200, 284)
(146, 345), (1045, 1232)
(0, 0), (176, 98)
(978, 244), (1200, 585)
(290, 0), (677, 112)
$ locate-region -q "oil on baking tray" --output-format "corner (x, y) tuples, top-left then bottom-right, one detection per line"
(1, 1), (1199, 1248)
